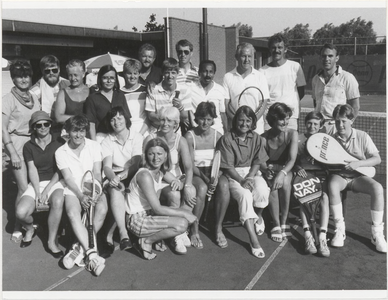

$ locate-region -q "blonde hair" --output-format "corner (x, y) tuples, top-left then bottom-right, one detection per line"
(158, 106), (180, 125)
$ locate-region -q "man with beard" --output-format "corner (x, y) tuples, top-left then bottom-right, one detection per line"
(138, 43), (163, 86)
(30, 55), (69, 116)
(190, 60), (228, 134)
(312, 43), (360, 134)
(223, 43), (269, 134)
(259, 33), (306, 131)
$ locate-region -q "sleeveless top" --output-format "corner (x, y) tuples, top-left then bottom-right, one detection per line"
(149, 132), (181, 176)
(263, 130), (291, 166)
(187, 130), (217, 167)
(126, 168), (164, 214)
(64, 89), (86, 115)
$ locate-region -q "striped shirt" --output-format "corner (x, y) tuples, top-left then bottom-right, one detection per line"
(121, 84), (147, 132)
(145, 82), (192, 113)
(176, 63), (199, 85)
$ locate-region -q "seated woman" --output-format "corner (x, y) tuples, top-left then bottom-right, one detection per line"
(215, 106), (270, 258)
(261, 103), (298, 242)
(143, 106), (197, 254)
(294, 111), (330, 257)
(101, 106), (143, 252)
(185, 102), (222, 249)
(328, 104), (386, 253)
(126, 138), (197, 260)
(55, 114), (108, 275)
(120, 59), (149, 135)
(2, 60), (40, 242)
(84, 64), (131, 143)
(54, 59), (89, 126)
(16, 111), (65, 257)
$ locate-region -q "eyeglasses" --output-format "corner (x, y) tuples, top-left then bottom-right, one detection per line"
(35, 122), (51, 129)
(43, 68), (59, 75)
(177, 50), (191, 56)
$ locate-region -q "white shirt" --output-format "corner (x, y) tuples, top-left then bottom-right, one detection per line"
(190, 81), (226, 134)
(223, 66), (270, 134)
(259, 60), (306, 119)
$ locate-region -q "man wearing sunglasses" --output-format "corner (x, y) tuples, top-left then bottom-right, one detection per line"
(175, 39), (199, 86)
(30, 55), (69, 116)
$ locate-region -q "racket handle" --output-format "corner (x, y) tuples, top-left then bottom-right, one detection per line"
(175, 90), (180, 98)
(88, 225), (94, 249)
(203, 195), (211, 223)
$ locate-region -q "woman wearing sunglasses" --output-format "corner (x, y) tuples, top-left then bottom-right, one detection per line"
(54, 59), (89, 126)
(2, 60), (41, 243)
(15, 111), (65, 257)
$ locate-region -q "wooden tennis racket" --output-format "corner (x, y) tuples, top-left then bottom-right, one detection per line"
(292, 172), (323, 247)
(203, 150), (221, 223)
(81, 170), (102, 249)
(306, 133), (376, 178)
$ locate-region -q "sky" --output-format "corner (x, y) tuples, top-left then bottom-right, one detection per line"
(1, 1), (387, 38)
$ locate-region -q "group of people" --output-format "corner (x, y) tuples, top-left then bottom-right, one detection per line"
(3, 34), (386, 277)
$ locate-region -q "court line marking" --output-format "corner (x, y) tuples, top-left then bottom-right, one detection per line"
(244, 223), (299, 290)
(44, 245), (120, 291)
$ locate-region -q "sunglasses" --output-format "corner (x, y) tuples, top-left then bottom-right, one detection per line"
(35, 122), (51, 129)
(177, 50), (190, 56)
(13, 63), (31, 70)
(43, 68), (59, 75)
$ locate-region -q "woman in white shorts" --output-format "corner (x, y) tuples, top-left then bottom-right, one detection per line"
(126, 138), (197, 259)
(16, 111), (65, 258)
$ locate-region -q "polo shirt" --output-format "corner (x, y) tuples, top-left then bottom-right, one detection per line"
(101, 129), (143, 173)
(312, 65), (360, 120)
(259, 60), (306, 119)
(176, 63), (199, 85)
(23, 136), (64, 181)
(223, 67), (270, 134)
(190, 81), (226, 133)
(83, 90), (131, 134)
(217, 130), (269, 169)
(55, 138), (102, 188)
(145, 82), (192, 113)
(139, 65), (163, 85)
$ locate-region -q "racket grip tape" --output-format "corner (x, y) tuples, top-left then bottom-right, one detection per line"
(88, 225), (94, 248)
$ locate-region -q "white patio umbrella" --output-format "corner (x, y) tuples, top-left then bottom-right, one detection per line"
(84, 52), (130, 73)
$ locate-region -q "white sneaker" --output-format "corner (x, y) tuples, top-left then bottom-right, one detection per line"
(63, 243), (85, 269)
(331, 223), (346, 247)
(371, 224), (387, 253)
(318, 239), (330, 257)
(85, 251), (106, 276)
(304, 235), (317, 254)
(180, 232), (191, 247)
(171, 235), (187, 254)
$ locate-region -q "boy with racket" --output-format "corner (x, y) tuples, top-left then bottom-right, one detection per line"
(328, 104), (386, 253)
(294, 111), (330, 257)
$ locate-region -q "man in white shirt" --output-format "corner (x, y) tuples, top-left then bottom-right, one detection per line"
(190, 60), (228, 134)
(223, 43), (270, 134)
(30, 55), (69, 116)
(259, 33), (306, 131)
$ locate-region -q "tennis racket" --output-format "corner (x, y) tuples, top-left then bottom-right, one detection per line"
(292, 172), (323, 246)
(228, 86), (265, 117)
(81, 170), (102, 249)
(306, 133), (376, 177)
(203, 150), (221, 223)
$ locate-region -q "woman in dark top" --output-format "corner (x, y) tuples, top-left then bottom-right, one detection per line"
(16, 111), (65, 257)
(84, 64), (131, 142)
(54, 59), (89, 125)
(261, 103), (298, 243)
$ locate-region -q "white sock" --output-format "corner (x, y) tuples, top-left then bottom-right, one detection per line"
(319, 230), (327, 241)
(330, 204), (344, 226)
(371, 210), (384, 226)
(304, 227), (312, 238)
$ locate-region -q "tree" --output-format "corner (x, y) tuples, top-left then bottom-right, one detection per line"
(232, 22), (253, 37)
(144, 13), (165, 32)
(278, 23), (312, 55)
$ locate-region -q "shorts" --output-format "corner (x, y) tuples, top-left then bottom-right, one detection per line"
(127, 210), (169, 238)
(21, 180), (65, 200)
(336, 175), (359, 192)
